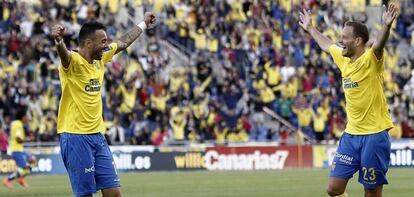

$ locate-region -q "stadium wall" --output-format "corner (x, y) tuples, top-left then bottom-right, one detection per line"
(0, 142), (413, 175)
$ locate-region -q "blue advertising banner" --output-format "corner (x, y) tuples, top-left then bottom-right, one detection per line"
(0, 154), (67, 175)
(112, 152), (205, 171)
(1, 144), (413, 175)
(0, 151), (206, 175)
(390, 148), (414, 167)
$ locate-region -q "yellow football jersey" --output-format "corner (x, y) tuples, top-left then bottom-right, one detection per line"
(329, 45), (393, 135)
(57, 43), (118, 134)
(171, 116), (186, 140)
(9, 120), (25, 152)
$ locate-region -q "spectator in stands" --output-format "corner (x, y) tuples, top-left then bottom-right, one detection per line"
(187, 126), (201, 142)
(0, 0), (413, 146)
(402, 118), (414, 138)
(214, 121), (228, 145)
(131, 112), (147, 138)
(117, 82), (137, 128)
(312, 110), (326, 143)
(250, 119), (268, 141)
(38, 112), (57, 142)
(108, 116), (125, 145)
(267, 128), (279, 142)
(169, 109), (188, 141)
(131, 126), (150, 146)
(408, 100), (414, 120)
(292, 104), (313, 139)
(0, 123), (7, 154)
(151, 125), (170, 146)
(278, 126), (290, 145)
(328, 108), (345, 142)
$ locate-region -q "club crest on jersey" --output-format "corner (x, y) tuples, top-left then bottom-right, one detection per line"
(355, 63), (362, 69)
(85, 79), (101, 92)
(94, 61), (99, 70)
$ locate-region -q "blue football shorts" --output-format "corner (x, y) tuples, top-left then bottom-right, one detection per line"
(330, 130), (391, 189)
(12, 152), (29, 168)
(60, 133), (120, 196)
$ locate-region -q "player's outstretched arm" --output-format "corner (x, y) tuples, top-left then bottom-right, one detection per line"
(372, 2), (398, 59)
(298, 9), (332, 53)
(52, 25), (71, 68)
(115, 12), (156, 54)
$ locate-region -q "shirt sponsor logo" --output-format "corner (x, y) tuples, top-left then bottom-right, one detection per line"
(342, 78), (359, 89)
(85, 79), (101, 92)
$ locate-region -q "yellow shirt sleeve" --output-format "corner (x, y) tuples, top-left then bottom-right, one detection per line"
(367, 47), (385, 73)
(329, 45), (345, 72)
(102, 43), (118, 63)
(59, 51), (74, 73)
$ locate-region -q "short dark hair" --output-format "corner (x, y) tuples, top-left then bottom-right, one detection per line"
(78, 21), (106, 46)
(344, 21), (369, 44)
(15, 106), (28, 120)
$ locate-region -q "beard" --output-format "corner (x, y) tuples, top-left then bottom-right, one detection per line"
(341, 45), (354, 58)
(93, 50), (103, 60)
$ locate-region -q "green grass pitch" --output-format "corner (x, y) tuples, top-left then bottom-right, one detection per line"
(1, 168), (412, 197)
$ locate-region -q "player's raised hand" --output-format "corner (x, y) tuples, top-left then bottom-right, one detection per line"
(383, 2), (398, 27)
(144, 12), (157, 28)
(51, 24), (65, 41)
(299, 9), (312, 32)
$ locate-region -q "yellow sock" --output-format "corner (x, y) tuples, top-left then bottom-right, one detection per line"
(17, 168), (30, 177)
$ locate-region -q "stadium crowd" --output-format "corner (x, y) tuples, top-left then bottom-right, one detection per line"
(0, 0), (414, 148)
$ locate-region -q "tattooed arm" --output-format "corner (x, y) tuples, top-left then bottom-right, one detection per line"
(115, 26), (144, 54)
(115, 12), (156, 54)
